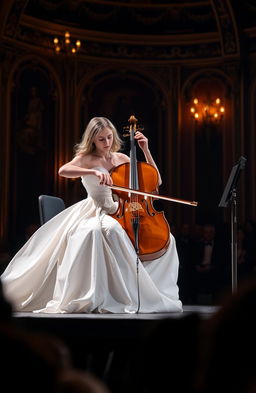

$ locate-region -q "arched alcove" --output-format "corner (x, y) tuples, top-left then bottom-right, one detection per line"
(79, 70), (163, 157)
(181, 70), (232, 225)
(9, 58), (59, 251)
(74, 69), (174, 218)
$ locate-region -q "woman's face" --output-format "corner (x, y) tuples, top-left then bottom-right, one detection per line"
(93, 127), (113, 155)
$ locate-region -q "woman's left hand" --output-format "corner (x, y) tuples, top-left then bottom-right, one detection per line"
(134, 131), (148, 151)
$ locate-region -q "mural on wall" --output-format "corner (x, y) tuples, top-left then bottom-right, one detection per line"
(10, 60), (57, 251)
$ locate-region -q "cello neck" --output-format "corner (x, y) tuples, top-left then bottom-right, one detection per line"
(128, 115), (139, 190)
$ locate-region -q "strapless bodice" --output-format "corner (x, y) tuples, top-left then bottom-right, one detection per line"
(81, 167), (117, 213)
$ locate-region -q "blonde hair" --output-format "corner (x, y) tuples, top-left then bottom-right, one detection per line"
(74, 117), (122, 156)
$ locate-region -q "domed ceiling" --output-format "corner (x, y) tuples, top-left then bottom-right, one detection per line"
(25, 0), (218, 35)
(1, 0), (256, 61)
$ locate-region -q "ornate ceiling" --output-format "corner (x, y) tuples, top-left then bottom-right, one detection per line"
(0, 0), (256, 62)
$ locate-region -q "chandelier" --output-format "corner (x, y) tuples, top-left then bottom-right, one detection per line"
(53, 31), (81, 55)
(190, 97), (225, 124)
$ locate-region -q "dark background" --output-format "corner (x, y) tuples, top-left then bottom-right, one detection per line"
(0, 0), (256, 278)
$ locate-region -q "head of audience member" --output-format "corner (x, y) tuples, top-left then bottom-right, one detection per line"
(196, 275), (256, 393)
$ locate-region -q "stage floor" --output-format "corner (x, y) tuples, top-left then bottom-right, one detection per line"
(12, 304), (219, 357)
(11, 305), (220, 393)
(13, 304), (219, 320)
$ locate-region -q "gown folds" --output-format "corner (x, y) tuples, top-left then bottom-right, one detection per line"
(1, 167), (183, 314)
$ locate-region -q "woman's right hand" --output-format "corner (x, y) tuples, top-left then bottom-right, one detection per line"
(94, 170), (113, 186)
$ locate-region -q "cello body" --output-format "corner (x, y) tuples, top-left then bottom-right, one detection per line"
(110, 161), (170, 261)
(109, 115), (197, 261)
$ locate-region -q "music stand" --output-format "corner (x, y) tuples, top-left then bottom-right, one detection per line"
(219, 156), (247, 293)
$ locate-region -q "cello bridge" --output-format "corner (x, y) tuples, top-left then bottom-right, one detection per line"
(128, 202), (144, 213)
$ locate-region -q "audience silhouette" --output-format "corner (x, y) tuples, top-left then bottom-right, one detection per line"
(195, 276), (256, 393)
(0, 278), (112, 393)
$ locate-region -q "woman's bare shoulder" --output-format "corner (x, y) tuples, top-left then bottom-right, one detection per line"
(114, 152), (130, 163)
(69, 153), (91, 167)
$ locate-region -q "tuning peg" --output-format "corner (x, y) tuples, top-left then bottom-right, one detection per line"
(122, 126), (130, 137)
(137, 126), (144, 132)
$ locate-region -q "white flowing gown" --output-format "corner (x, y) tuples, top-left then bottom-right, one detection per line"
(1, 167), (183, 314)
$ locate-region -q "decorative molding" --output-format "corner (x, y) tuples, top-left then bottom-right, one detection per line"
(1, 0), (223, 63)
(25, 1), (216, 35)
(4, 0), (28, 38)
(20, 14), (220, 46)
(83, 40), (221, 62)
(7, 22), (221, 63)
(211, 0), (240, 57)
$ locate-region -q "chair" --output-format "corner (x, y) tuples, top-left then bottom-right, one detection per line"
(38, 194), (65, 225)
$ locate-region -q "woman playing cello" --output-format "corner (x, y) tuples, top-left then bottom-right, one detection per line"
(1, 116), (183, 314)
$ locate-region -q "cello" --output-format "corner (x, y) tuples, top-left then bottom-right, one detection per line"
(110, 115), (197, 262)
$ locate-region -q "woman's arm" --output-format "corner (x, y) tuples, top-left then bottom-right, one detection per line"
(58, 155), (113, 185)
(58, 155), (94, 178)
(134, 131), (162, 186)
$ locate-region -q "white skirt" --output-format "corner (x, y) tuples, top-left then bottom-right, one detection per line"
(1, 197), (183, 314)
